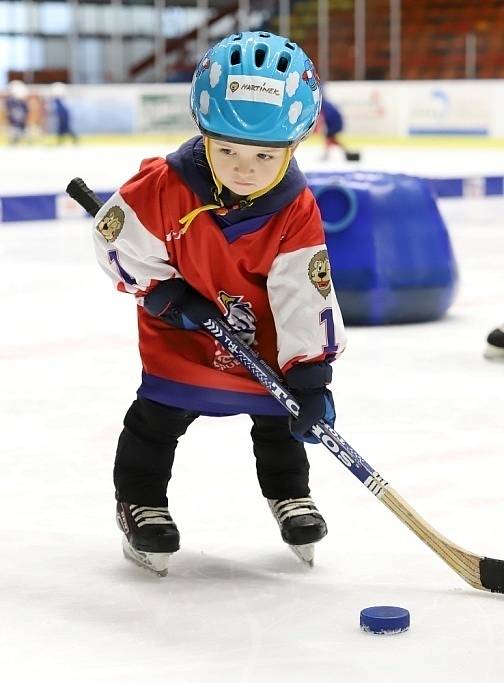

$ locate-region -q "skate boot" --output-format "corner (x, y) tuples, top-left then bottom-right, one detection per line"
(116, 502), (180, 576)
(268, 497), (327, 566)
(484, 325), (504, 360)
(344, 149), (361, 162)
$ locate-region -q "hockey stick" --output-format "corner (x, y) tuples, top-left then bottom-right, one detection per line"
(67, 176), (504, 594)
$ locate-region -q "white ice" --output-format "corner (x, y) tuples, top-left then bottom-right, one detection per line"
(1, 143), (503, 683)
(3, 139), (504, 195)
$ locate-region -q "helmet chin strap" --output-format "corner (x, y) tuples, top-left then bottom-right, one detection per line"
(179, 137), (292, 233)
(204, 136), (224, 197)
(204, 136), (292, 202)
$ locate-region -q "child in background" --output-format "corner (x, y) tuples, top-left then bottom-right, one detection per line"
(51, 82), (78, 144)
(5, 80), (29, 145)
(26, 92), (46, 144)
(320, 94), (361, 162)
(93, 31), (346, 575)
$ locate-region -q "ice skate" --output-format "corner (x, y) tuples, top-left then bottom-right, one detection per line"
(116, 502), (180, 576)
(484, 325), (504, 360)
(344, 149), (361, 162)
(268, 497), (327, 567)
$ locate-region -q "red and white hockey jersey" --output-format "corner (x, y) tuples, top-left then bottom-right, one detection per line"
(93, 155), (346, 415)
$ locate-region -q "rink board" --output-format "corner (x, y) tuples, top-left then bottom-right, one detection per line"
(1, 174), (503, 223)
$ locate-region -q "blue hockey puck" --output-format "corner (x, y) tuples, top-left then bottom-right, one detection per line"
(360, 606), (410, 635)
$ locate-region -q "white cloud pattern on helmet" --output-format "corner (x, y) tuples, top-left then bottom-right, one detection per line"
(209, 62), (222, 88)
(288, 101), (303, 124)
(200, 90), (210, 115)
(285, 72), (300, 97)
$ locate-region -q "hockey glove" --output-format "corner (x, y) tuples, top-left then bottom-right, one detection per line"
(285, 362), (335, 445)
(143, 278), (223, 331)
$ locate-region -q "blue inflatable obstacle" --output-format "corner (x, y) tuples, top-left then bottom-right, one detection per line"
(307, 172), (458, 325)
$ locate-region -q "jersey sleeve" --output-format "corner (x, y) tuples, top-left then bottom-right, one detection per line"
(92, 157), (181, 297)
(267, 189), (347, 373)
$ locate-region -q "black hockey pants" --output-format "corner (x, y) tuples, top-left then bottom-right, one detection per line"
(114, 396), (310, 506)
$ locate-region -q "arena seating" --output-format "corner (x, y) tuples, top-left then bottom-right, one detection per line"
(270, 0), (504, 80)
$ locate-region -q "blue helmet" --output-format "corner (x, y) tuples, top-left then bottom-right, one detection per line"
(190, 31), (321, 147)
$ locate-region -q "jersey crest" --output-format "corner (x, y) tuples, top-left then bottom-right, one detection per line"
(219, 291), (257, 346)
(97, 206), (125, 243)
(213, 291), (257, 371)
(308, 249), (332, 299)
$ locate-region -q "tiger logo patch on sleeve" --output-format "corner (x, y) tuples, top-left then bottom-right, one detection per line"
(308, 250), (332, 299)
(97, 206), (125, 242)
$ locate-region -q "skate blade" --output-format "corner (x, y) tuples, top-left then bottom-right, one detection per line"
(484, 345), (504, 361)
(289, 543), (315, 567)
(121, 537), (172, 577)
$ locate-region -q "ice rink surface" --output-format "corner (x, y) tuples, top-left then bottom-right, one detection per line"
(1, 141), (503, 683)
(3, 137), (504, 194)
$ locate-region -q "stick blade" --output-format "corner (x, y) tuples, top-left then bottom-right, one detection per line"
(479, 557), (504, 593)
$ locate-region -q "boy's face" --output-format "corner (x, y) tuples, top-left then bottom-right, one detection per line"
(207, 138), (288, 196)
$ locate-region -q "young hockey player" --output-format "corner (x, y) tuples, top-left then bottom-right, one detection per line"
(93, 31), (346, 575)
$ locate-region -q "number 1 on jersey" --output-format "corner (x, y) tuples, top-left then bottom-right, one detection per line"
(320, 308), (337, 354)
(108, 250), (136, 285)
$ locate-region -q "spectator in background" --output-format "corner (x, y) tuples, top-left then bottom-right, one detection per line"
(5, 80), (29, 145)
(319, 95), (361, 162)
(51, 82), (79, 144)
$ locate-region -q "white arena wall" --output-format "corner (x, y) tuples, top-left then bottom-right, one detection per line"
(4, 79), (503, 138)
